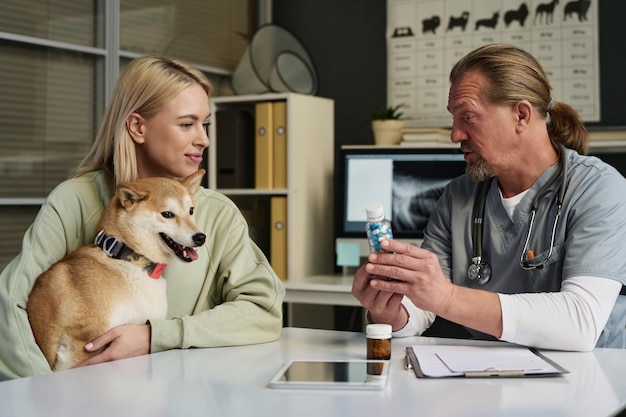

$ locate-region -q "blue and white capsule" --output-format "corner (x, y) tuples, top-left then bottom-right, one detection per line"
(365, 202), (393, 252)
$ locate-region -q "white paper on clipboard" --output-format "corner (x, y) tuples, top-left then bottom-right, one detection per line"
(406, 345), (567, 378)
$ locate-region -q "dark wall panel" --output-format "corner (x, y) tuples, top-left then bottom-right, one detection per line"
(273, 0), (387, 148)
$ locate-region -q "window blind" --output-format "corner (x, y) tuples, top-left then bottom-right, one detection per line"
(0, 0), (249, 269)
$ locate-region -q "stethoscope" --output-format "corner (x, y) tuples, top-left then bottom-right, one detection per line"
(467, 149), (568, 285)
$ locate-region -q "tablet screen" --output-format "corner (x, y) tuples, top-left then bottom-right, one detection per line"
(269, 360), (390, 390)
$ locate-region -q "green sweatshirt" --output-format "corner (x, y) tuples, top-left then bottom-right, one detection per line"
(0, 171), (285, 379)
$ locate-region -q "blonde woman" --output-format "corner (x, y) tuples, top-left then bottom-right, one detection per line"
(0, 56), (285, 379)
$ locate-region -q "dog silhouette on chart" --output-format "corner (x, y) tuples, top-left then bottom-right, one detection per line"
(564, 0), (591, 22)
(534, 0), (560, 24)
(422, 16), (441, 34)
(446, 12), (469, 32)
(504, 3), (529, 27)
(475, 12), (499, 30)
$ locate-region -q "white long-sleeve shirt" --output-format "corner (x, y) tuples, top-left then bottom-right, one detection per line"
(396, 276), (622, 351)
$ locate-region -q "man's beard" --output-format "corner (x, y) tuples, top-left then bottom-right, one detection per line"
(466, 156), (494, 183)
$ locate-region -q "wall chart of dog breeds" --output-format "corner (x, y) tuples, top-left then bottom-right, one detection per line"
(387, 0), (599, 127)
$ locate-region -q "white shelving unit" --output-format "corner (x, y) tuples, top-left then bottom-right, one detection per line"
(207, 93), (335, 283)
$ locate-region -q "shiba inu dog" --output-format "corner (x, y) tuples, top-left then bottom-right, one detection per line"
(27, 170), (206, 371)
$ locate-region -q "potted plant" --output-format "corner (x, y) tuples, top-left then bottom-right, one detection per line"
(370, 104), (405, 146)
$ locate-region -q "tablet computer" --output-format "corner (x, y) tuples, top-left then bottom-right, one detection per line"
(268, 360), (390, 390)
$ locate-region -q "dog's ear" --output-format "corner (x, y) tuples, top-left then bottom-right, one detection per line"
(116, 183), (150, 210)
(180, 169), (205, 195)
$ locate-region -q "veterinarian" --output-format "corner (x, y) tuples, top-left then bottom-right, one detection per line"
(0, 56), (285, 379)
(352, 43), (626, 351)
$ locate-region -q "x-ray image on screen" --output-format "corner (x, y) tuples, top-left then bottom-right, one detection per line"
(392, 172), (452, 233)
(337, 147), (466, 239)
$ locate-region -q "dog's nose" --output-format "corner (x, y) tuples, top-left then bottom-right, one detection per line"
(193, 233), (206, 246)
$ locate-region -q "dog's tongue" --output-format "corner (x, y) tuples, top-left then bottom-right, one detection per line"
(185, 247), (199, 262)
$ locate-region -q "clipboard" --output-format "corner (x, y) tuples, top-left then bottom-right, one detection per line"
(405, 345), (568, 378)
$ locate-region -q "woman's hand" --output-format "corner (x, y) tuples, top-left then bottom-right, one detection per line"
(74, 324), (151, 368)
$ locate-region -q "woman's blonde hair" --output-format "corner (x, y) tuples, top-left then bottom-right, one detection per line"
(449, 43), (587, 155)
(74, 56), (212, 186)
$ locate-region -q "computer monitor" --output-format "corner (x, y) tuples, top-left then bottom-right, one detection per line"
(335, 146), (467, 265)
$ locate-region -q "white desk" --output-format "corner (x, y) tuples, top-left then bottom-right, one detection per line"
(1, 327), (625, 417)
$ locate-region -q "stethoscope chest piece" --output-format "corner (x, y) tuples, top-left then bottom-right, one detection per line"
(468, 256), (491, 284)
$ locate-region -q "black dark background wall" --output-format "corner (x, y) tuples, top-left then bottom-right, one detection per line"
(590, 0), (626, 128)
(272, 0), (387, 152)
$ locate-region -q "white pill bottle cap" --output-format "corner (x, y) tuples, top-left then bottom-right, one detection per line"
(365, 202), (385, 222)
(366, 323), (392, 339)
